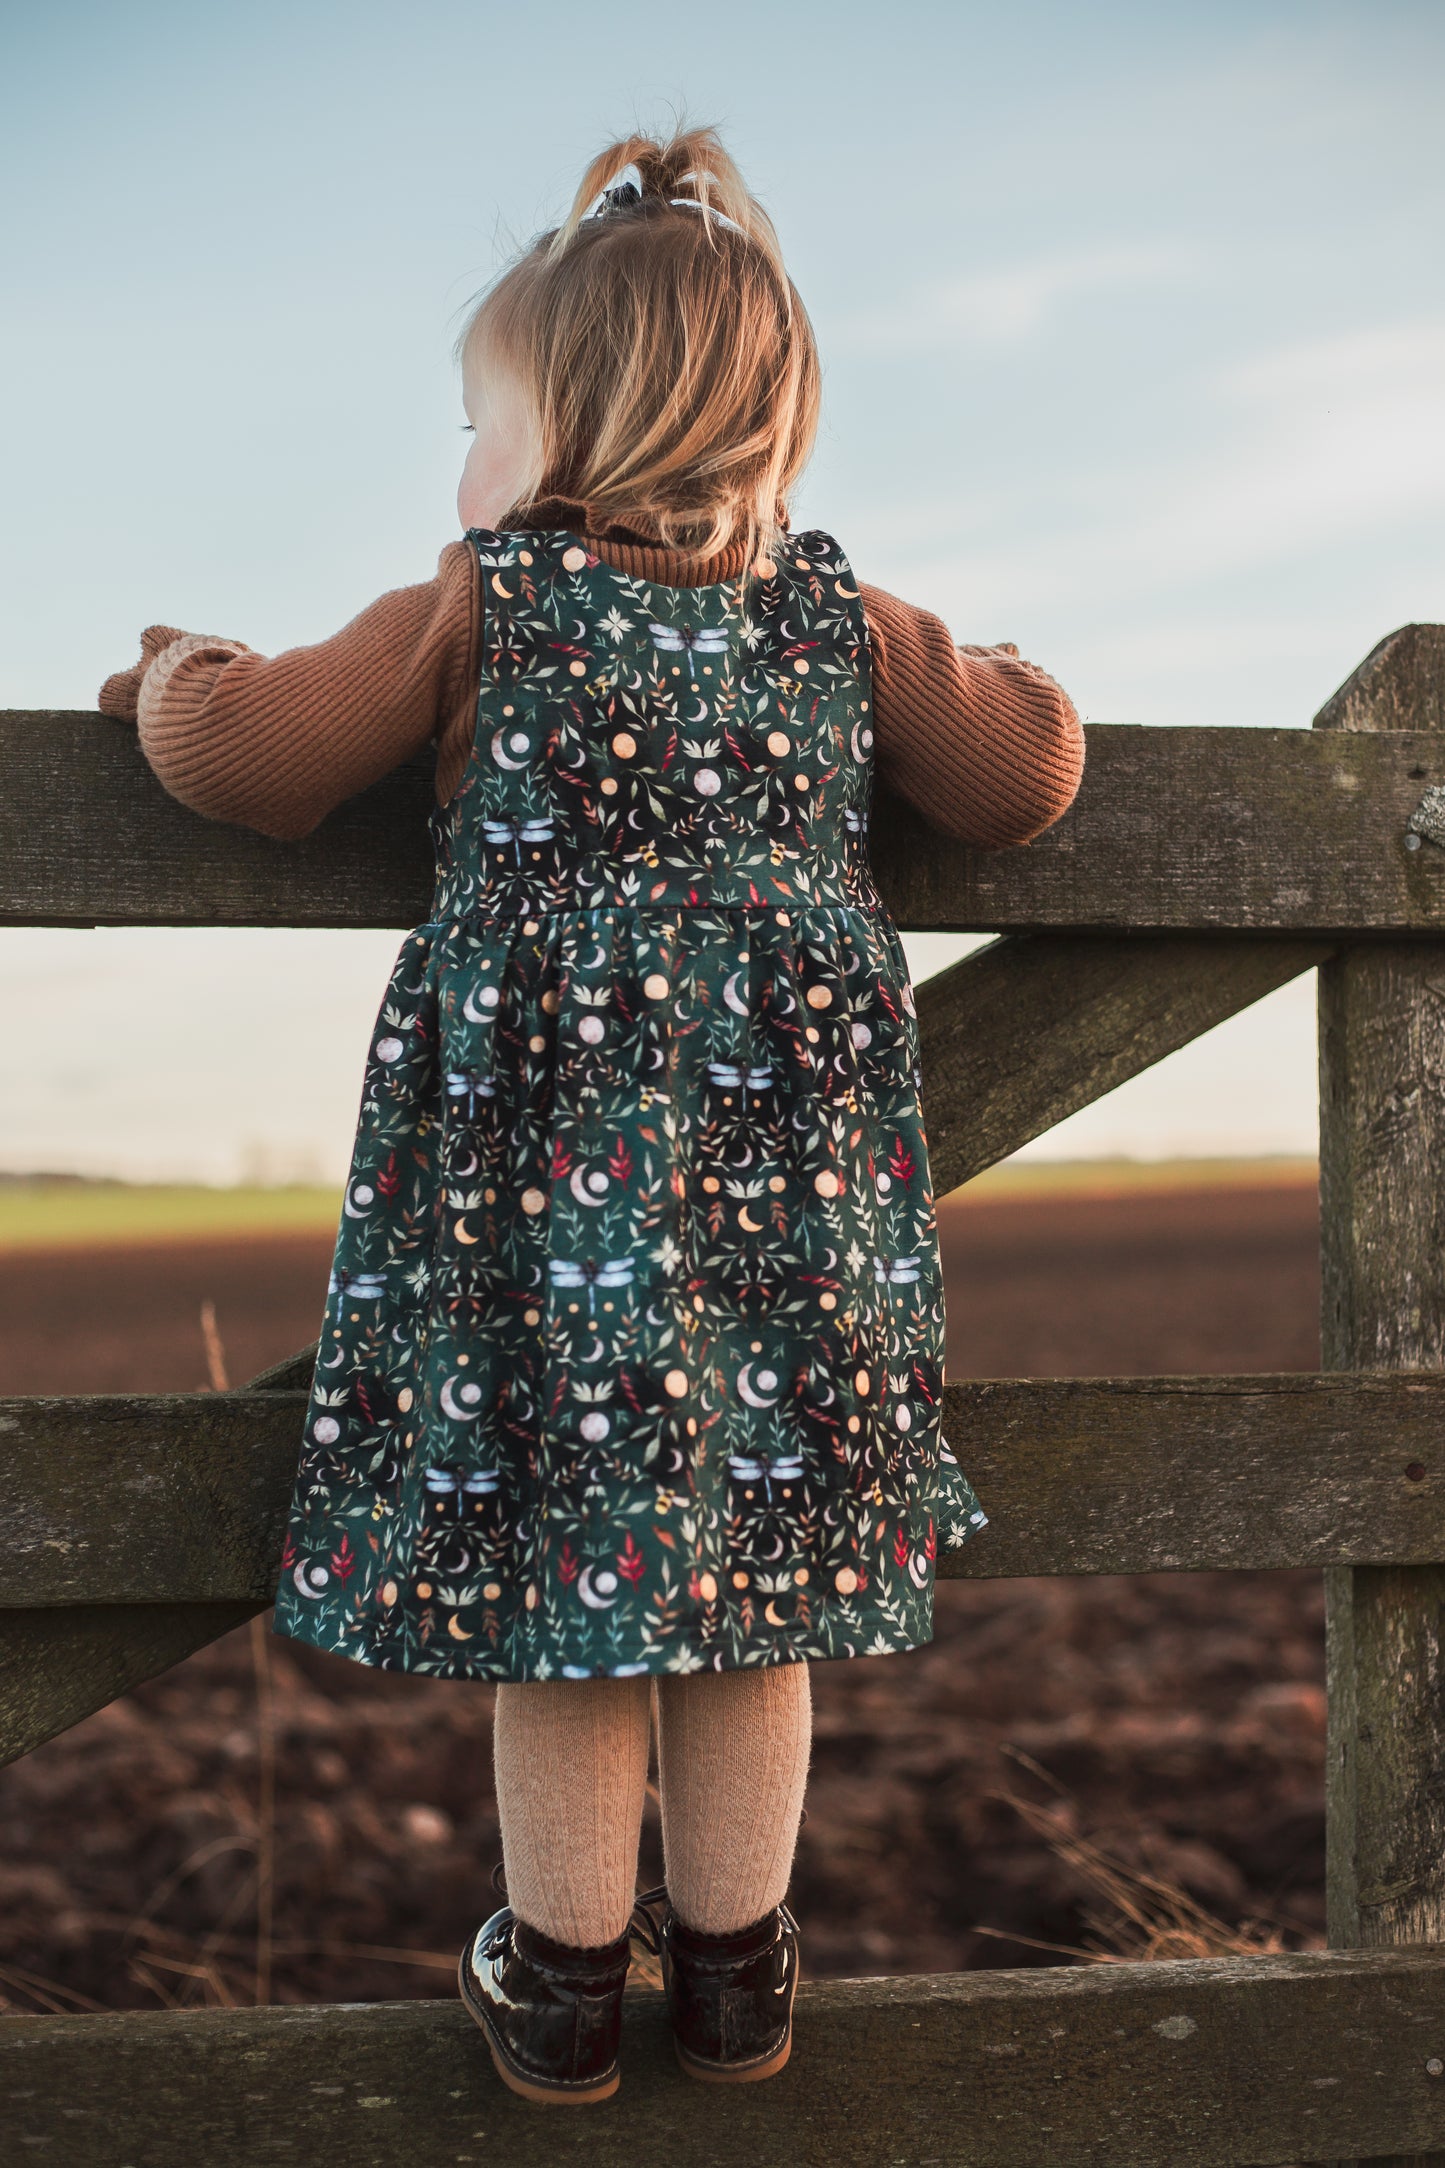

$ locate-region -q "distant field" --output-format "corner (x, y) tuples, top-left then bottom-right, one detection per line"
(0, 1183), (344, 1253)
(957, 1154), (1316, 1205)
(0, 1157), (1318, 1253)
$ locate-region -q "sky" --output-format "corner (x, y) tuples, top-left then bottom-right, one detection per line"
(3, 0), (1442, 1183)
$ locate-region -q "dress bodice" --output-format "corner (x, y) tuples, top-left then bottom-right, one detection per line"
(430, 528), (878, 920)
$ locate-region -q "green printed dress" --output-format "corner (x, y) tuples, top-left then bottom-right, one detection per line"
(272, 527), (986, 1680)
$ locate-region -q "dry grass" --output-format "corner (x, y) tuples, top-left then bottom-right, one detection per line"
(979, 1750), (1303, 1965)
(203, 1301), (277, 2007)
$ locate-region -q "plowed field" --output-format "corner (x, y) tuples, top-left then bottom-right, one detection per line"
(0, 1179), (1325, 2008)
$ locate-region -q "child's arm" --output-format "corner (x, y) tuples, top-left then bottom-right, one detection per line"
(859, 582), (1084, 845)
(98, 543), (480, 840)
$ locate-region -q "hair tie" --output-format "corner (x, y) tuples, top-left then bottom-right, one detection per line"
(667, 195), (745, 236)
(596, 180), (641, 216)
(592, 180), (744, 238)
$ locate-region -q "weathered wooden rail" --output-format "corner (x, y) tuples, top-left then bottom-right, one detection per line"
(8, 1947), (1445, 2168)
(7, 1373), (1445, 1612)
(3, 620), (1445, 2167)
(7, 698), (1445, 933)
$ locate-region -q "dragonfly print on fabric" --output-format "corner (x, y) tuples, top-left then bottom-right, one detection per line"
(271, 527), (986, 1682)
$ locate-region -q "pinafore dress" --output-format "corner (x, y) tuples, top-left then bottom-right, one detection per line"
(271, 527), (986, 1681)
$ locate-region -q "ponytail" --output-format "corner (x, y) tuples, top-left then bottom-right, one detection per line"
(459, 125), (819, 562)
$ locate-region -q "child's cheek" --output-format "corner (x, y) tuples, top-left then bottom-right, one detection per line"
(458, 428), (531, 532)
(457, 436), (491, 530)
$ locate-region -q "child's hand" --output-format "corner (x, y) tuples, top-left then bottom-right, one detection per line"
(99, 626), (251, 721)
(959, 641), (1020, 659)
(99, 625), (189, 721)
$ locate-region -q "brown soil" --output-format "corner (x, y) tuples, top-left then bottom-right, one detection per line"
(0, 1182), (1326, 2011)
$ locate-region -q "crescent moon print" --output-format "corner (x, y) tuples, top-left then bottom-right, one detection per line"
(737, 1364), (780, 1410)
(577, 1565), (619, 1610)
(439, 1375), (484, 1420)
(271, 524), (988, 1690)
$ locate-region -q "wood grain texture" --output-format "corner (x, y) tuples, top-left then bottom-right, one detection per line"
(918, 932), (1331, 1193)
(5, 1947), (1445, 2167)
(7, 1374), (1445, 1608)
(1314, 625), (1445, 735)
(5, 1394), (301, 1606)
(0, 1602), (260, 1769)
(3, 711), (436, 929)
(0, 1347), (288, 1769)
(8, 704), (1445, 932)
(1316, 626), (1445, 2168)
(948, 1372), (1445, 1580)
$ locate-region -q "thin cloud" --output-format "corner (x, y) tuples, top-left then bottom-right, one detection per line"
(1222, 320), (1445, 401)
(866, 316), (1445, 619)
(847, 242), (1194, 351)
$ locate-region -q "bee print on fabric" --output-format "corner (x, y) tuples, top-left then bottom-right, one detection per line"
(271, 527), (987, 1683)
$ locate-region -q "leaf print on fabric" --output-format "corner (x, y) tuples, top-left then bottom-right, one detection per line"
(271, 527), (986, 1683)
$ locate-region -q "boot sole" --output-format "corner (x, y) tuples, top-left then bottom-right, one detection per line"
(458, 1949), (621, 2105)
(674, 2027), (793, 2082)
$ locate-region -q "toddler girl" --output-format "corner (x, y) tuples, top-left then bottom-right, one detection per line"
(101, 126), (1083, 2103)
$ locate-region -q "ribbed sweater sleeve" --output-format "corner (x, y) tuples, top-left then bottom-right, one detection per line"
(99, 542), (480, 841)
(859, 581), (1084, 845)
(101, 542), (1083, 850)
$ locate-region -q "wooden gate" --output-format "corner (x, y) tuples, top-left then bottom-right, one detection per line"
(3, 623), (1445, 2166)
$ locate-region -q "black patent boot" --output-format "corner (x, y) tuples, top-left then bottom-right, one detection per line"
(459, 1866), (633, 2104)
(631, 1882), (800, 2083)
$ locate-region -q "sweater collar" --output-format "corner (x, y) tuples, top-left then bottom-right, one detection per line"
(509, 498), (754, 589)
(584, 531), (753, 588)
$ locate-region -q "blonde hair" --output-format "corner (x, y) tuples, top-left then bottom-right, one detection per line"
(458, 126), (821, 562)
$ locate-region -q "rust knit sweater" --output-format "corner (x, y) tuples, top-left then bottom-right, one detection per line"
(99, 529), (1084, 847)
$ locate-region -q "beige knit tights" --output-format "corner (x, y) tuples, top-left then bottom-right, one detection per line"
(492, 1663), (812, 1947)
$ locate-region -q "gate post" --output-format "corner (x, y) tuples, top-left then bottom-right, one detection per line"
(1318, 626), (1445, 2168)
